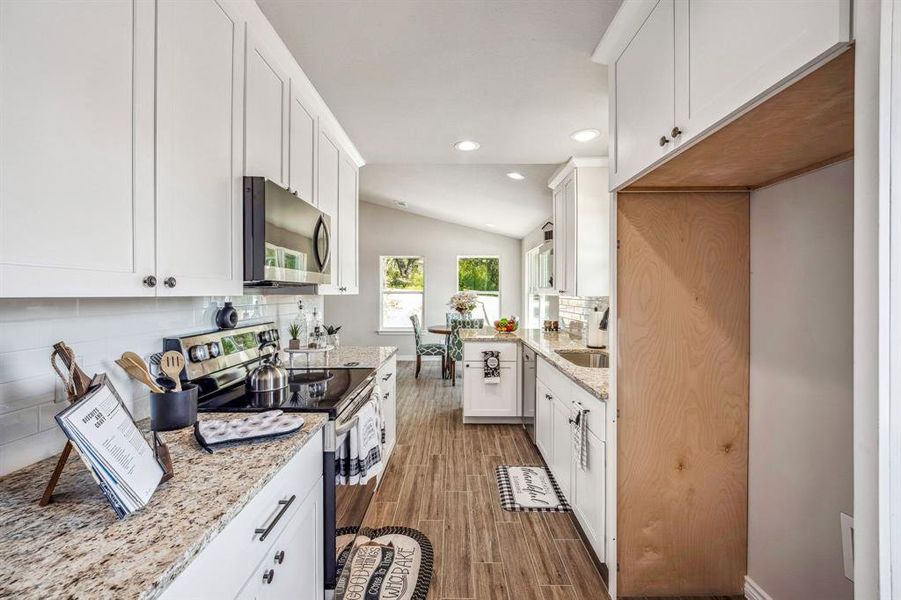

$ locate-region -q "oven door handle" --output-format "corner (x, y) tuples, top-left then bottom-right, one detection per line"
(334, 382), (375, 434)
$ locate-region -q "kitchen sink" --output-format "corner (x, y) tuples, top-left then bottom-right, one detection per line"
(554, 350), (609, 368)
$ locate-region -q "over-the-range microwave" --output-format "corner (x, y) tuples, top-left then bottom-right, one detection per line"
(243, 176), (331, 292)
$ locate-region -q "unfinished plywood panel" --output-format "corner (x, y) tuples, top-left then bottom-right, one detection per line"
(628, 48), (853, 190)
(617, 192), (750, 596)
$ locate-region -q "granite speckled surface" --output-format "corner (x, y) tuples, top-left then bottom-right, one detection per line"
(460, 328), (609, 400)
(0, 412), (328, 600)
(283, 345), (397, 369)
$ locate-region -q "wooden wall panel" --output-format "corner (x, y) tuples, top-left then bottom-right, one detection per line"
(617, 192), (750, 596)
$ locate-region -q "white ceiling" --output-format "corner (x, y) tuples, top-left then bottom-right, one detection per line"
(360, 164), (557, 238)
(256, 0), (620, 237)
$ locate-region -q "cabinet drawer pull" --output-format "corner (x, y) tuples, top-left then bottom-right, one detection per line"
(671, 126), (683, 138)
(274, 550), (285, 564)
(381, 372), (394, 382)
(163, 276), (177, 288)
(142, 275), (157, 288)
(263, 569), (274, 584)
(545, 394), (552, 400)
(659, 135), (670, 147)
(255, 494), (296, 541)
(383, 392), (389, 400)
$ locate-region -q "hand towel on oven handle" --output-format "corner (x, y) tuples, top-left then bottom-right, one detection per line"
(482, 350), (501, 384)
(569, 403), (589, 470)
(335, 393), (384, 485)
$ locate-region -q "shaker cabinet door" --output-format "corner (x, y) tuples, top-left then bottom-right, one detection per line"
(611, 0), (675, 188)
(0, 0), (155, 297)
(674, 0), (851, 144)
(245, 27), (288, 187)
(337, 156), (359, 294)
(573, 430), (606, 561)
(552, 185), (567, 295)
(316, 129), (341, 294)
(289, 82), (317, 206)
(155, 0), (243, 297)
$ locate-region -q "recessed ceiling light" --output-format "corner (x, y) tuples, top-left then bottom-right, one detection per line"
(395, 200), (408, 208)
(570, 128), (600, 142)
(506, 172), (525, 181)
(454, 140), (480, 152)
(485, 223), (496, 228)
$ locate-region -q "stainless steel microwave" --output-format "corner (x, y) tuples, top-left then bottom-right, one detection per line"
(243, 177), (331, 290)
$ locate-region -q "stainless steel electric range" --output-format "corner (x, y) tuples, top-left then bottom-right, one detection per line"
(163, 322), (377, 592)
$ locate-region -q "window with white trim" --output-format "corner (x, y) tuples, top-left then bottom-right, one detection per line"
(457, 256), (500, 323)
(379, 256), (424, 331)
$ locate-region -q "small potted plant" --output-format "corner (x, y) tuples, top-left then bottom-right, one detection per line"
(448, 291), (478, 318)
(288, 322), (302, 349)
(325, 324), (342, 347)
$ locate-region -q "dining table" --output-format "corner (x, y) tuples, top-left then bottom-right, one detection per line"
(427, 324), (453, 379)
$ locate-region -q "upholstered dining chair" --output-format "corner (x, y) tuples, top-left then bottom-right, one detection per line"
(447, 318), (484, 385)
(410, 314), (446, 378)
(446, 311), (460, 326)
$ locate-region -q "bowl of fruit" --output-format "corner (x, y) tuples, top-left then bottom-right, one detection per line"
(493, 316), (519, 333)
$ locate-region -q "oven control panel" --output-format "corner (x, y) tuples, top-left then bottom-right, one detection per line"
(164, 322), (281, 380)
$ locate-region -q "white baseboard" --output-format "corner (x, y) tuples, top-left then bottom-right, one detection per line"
(744, 576), (774, 600)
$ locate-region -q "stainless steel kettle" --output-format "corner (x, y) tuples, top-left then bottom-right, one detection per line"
(246, 342), (288, 395)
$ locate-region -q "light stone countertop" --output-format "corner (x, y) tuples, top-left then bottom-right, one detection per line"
(460, 328), (609, 400)
(283, 345), (398, 369)
(0, 412), (329, 600)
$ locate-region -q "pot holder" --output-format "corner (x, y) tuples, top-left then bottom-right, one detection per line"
(194, 410), (304, 453)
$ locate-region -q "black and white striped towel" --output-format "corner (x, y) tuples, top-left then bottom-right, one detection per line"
(336, 396), (384, 485)
(570, 403), (589, 470)
(482, 350), (501, 384)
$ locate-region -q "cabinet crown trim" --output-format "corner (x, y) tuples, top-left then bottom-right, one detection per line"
(592, 0), (659, 65)
(548, 157), (609, 189)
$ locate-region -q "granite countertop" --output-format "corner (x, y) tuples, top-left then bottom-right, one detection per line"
(460, 328), (609, 401)
(0, 412), (329, 600)
(284, 345), (397, 369)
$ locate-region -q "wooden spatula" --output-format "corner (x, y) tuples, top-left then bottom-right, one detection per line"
(115, 357), (164, 393)
(160, 351), (185, 392)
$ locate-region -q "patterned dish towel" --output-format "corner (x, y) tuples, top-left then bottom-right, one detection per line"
(336, 397), (384, 485)
(569, 403), (589, 470)
(482, 350), (501, 384)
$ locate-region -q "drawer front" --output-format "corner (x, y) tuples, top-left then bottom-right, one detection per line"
(536, 356), (572, 398)
(377, 355), (397, 388)
(463, 341), (518, 362)
(161, 429), (323, 599)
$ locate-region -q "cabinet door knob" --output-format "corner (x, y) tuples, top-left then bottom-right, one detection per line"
(263, 569), (274, 584)
(274, 550), (285, 564)
(659, 135), (670, 147)
(163, 277), (177, 288)
(142, 275), (157, 288)
(671, 126), (683, 138)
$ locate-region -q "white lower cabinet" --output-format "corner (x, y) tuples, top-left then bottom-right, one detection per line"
(534, 357), (607, 562)
(161, 430), (323, 599)
(378, 356), (398, 462)
(462, 343), (520, 420)
(238, 477), (324, 600)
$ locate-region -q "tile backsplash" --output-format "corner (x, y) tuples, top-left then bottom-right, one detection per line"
(0, 294), (322, 476)
(559, 295), (609, 334)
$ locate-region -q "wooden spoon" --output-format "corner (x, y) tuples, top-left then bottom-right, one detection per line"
(115, 357), (164, 393)
(160, 351), (185, 392)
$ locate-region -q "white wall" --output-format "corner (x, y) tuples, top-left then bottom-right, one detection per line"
(325, 201), (522, 357)
(0, 294), (321, 476)
(748, 160), (853, 599)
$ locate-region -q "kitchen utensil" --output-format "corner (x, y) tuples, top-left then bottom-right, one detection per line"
(116, 353), (163, 393)
(156, 375), (178, 392)
(246, 342), (288, 398)
(160, 351), (185, 392)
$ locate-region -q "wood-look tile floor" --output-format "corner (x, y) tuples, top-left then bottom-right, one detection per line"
(363, 361), (611, 600)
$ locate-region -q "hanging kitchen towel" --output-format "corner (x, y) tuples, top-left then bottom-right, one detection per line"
(570, 403), (589, 470)
(335, 399), (384, 485)
(482, 350), (501, 384)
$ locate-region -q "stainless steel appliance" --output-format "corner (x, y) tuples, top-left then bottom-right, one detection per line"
(163, 323), (377, 592)
(522, 345), (536, 442)
(244, 177), (331, 292)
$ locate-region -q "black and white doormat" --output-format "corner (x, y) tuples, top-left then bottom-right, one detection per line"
(495, 465), (572, 512)
(335, 526), (433, 600)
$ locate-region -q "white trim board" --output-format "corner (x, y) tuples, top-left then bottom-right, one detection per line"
(744, 576), (774, 600)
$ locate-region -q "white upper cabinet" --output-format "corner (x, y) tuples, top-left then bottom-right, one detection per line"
(0, 0), (156, 297)
(156, 0), (243, 297)
(548, 159), (610, 298)
(337, 155), (359, 294)
(597, 0), (851, 190)
(611, 0), (675, 189)
(244, 27), (288, 187)
(317, 128), (341, 294)
(289, 81), (317, 206)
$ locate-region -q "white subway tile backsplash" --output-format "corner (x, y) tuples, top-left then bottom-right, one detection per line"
(0, 293), (323, 476)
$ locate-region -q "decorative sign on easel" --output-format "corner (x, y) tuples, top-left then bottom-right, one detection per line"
(41, 342), (172, 518)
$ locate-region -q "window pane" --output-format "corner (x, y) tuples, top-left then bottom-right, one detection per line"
(477, 293), (500, 323)
(382, 257), (424, 291)
(382, 292), (423, 329)
(458, 257), (499, 293)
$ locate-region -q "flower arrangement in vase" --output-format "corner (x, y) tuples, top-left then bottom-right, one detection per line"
(448, 291), (478, 317)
